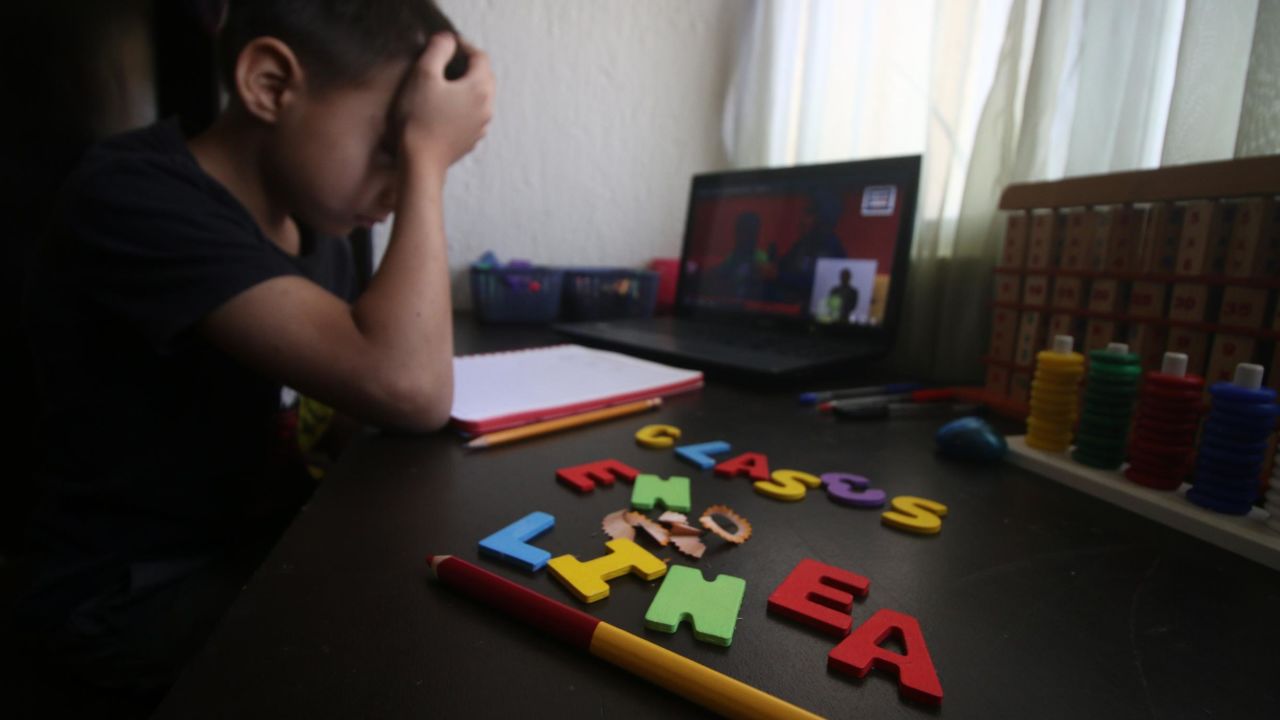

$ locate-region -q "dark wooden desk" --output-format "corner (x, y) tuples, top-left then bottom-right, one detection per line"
(155, 319), (1280, 719)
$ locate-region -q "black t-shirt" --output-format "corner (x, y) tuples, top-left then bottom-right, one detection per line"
(23, 120), (355, 615)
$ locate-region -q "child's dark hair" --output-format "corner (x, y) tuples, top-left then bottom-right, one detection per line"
(217, 0), (463, 90)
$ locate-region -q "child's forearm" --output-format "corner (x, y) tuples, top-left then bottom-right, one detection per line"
(350, 158), (455, 430)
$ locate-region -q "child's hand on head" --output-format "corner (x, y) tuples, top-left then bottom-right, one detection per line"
(396, 33), (494, 173)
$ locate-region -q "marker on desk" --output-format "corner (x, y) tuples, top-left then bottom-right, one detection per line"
(798, 382), (923, 405)
(818, 388), (957, 413)
(834, 402), (982, 420)
(426, 554), (822, 720)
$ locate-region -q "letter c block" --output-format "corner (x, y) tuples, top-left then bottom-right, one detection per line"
(547, 538), (668, 603)
(821, 472), (887, 508)
(635, 424), (682, 449)
(767, 558), (869, 637)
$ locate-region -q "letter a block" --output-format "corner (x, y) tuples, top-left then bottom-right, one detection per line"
(644, 565), (747, 647)
(631, 474), (692, 512)
(828, 608), (943, 705)
(767, 558), (869, 637)
(477, 511), (555, 571)
(547, 538), (668, 603)
(555, 459), (640, 494)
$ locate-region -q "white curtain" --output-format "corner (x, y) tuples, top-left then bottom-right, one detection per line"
(723, 0), (1280, 382)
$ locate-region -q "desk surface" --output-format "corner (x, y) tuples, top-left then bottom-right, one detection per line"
(156, 320), (1280, 720)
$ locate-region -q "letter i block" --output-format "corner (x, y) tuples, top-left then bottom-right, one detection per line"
(555, 459), (640, 494)
(547, 539), (667, 603)
(477, 511), (555, 571)
(674, 441), (731, 470)
(828, 609), (943, 705)
(644, 565), (747, 647)
(631, 474), (692, 512)
(767, 558), (869, 637)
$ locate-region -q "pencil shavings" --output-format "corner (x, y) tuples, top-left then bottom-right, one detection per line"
(670, 534), (706, 559)
(626, 511), (671, 546)
(699, 505), (753, 545)
(658, 511), (703, 536)
(602, 509), (636, 541)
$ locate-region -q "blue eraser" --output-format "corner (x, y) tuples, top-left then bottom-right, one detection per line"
(798, 392), (820, 405)
(936, 416), (1007, 462)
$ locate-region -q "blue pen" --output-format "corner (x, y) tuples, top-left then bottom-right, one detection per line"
(798, 382), (924, 405)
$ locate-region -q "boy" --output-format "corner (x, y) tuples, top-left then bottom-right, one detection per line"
(19, 0), (493, 704)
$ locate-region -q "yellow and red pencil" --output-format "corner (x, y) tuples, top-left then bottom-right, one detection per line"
(426, 555), (822, 720)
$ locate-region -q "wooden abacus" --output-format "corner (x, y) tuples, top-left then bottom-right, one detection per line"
(983, 155), (1280, 415)
(984, 155), (1280, 569)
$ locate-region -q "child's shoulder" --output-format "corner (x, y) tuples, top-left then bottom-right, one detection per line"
(63, 120), (225, 216)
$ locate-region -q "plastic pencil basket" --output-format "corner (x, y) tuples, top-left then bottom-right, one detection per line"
(470, 266), (564, 323)
(561, 268), (660, 321)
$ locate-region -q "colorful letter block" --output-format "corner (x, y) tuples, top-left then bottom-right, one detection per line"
(713, 452), (771, 482)
(477, 511), (555, 571)
(767, 558), (870, 637)
(547, 538), (667, 603)
(630, 474), (692, 512)
(828, 608), (943, 705)
(820, 472), (887, 508)
(555, 458), (639, 494)
(674, 441), (731, 470)
(881, 496), (948, 535)
(644, 565), (747, 647)
(754, 468), (822, 501)
(635, 424), (682, 449)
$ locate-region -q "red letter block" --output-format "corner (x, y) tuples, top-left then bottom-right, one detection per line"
(766, 558), (869, 637)
(556, 459), (639, 494)
(713, 452), (771, 482)
(828, 608), (943, 705)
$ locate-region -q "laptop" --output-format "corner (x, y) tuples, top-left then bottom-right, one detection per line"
(555, 155), (921, 376)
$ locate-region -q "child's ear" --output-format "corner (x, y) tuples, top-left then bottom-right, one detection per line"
(234, 37), (304, 123)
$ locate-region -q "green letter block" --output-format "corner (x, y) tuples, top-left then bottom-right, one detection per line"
(644, 565), (747, 646)
(630, 473), (692, 512)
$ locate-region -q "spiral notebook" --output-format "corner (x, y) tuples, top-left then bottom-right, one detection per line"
(451, 344), (704, 434)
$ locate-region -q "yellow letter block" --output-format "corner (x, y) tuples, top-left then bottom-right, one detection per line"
(881, 496), (949, 535)
(548, 538), (668, 603)
(635, 424), (683, 449)
(754, 469), (822, 502)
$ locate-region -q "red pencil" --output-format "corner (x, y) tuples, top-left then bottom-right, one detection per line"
(426, 555), (821, 719)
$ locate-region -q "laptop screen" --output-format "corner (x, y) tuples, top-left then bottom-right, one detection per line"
(676, 156), (920, 334)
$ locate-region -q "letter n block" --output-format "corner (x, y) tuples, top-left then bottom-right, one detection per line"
(644, 565), (746, 647)
(630, 474), (692, 512)
(828, 609), (943, 705)
(555, 459), (639, 494)
(767, 558), (869, 637)
(547, 539), (667, 603)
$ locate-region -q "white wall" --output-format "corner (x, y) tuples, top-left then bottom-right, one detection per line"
(374, 0), (748, 307)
